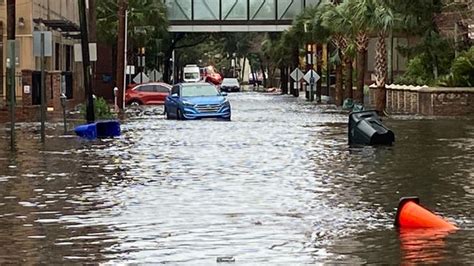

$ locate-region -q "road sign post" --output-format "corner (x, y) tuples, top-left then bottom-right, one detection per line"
(304, 70), (320, 103)
(290, 68), (304, 98)
(34, 31), (52, 142)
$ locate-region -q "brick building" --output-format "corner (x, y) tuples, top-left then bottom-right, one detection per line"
(0, 0), (85, 121)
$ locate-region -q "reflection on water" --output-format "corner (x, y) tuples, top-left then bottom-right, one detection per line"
(0, 93), (473, 264)
(399, 228), (455, 264)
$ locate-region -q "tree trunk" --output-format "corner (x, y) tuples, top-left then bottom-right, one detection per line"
(292, 45), (299, 97)
(344, 57), (353, 100)
(316, 43), (323, 103)
(261, 64), (267, 88)
(289, 70), (295, 96)
(251, 70), (257, 89)
(355, 49), (367, 104)
(355, 32), (369, 104)
(280, 66), (288, 94)
(335, 63), (343, 106)
(375, 33), (388, 114)
(241, 57), (246, 82)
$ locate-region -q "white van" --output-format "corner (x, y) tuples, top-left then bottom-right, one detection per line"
(183, 65), (201, 83)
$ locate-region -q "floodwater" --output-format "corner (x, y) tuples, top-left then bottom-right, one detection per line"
(0, 93), (473, 264)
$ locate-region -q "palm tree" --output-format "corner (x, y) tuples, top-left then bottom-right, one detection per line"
(347, 0), (373, 104)
(366, 0), (397, 113)
(329, 3), (357, 103)
(308, 5), (331, 102)
(322, 3), (348, 106)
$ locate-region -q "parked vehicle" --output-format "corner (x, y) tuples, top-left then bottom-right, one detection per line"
(125, 82), (172, 105)
(164, 83), (231, 120)
(183, 64), (201, 83)
(201, 66), (223, 85)
(220, 78), (241, 92)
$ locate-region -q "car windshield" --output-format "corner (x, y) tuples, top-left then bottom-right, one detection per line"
(184, 73), (200, 79)
(222, 79), (239, 85)
(181, 85), (219, 97)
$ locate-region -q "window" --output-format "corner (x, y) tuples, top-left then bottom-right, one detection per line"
(185, 72), (200, 80)
(171, 86), (180, 95)
(156, 85), (170, 93)
(136, 85), (154, 92)
(166, 0), (192, 20)
(181, 85), (218, 97)
(55, 43), (60, 70)
(250, 0), (276, 20)
(65, 45), (72, 71)
(194, 0), (219, 20)
(222, 0), (247, 20)
(278, 0), (304, 20)
(222, 79), (239, 86)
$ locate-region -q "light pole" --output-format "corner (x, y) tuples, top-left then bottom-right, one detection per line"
(306, 43), (315, 102)
(122, 9), (128, 109)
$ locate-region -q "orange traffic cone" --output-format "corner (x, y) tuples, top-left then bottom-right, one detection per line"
(394, 197), (458, 230)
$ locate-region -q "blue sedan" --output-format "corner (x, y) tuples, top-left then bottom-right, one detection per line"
(164, 83), (231, 121)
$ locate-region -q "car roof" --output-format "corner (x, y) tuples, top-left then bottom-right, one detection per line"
(178, 82), (215, 87)
(134, 82), (172, 88)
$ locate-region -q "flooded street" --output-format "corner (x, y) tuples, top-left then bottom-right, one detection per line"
(0, 92), (473, 264)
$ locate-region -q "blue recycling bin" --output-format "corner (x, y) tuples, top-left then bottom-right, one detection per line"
(96, 121), (121, 138)
(75, 120), (120, 140)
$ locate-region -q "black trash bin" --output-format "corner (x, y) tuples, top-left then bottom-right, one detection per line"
(348, 110), (395, 145)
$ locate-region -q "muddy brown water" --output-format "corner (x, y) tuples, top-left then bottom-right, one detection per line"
(0, 93), (473, 264)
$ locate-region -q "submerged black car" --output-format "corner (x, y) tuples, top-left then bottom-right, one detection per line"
(220, 78), (241, 92)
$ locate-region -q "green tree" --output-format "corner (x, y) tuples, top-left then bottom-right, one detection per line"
(361, 0), (398, 113)
(97, 0), (168, 73)
(346, 0), (374, 104)
(325, 2), (357, 103)
(322, 2), (348, 106)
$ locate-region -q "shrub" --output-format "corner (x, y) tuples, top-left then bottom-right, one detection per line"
(396, 55), (434, 86)
(80, 96), (115, 120)
(437, 47), (474, 87)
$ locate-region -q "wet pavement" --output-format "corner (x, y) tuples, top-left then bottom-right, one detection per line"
(0, 92), (473, 264)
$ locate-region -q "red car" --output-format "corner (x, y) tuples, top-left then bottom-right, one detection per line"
(201, 66), (223, 85)
(125, 82), (172, 105)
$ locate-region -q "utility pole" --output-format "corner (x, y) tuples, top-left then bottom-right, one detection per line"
(7, 0), (16, 149)
(116, 0), (127, 109)
(79, 0), (95, 123)
(88, 0), (97, 87)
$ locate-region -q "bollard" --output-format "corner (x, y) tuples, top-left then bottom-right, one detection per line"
(114, 86), (119, 112)
(60, 93), (67, 134)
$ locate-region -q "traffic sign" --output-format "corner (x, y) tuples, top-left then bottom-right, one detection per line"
(33, 31), (53, 57)
(290, 68), (304, 82)
(133, 72), (150, 84)
(148, 69), (162, 82)
(303, 70), (320, 84)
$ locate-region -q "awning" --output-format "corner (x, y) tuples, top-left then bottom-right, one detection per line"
(33, 18), (80, 32)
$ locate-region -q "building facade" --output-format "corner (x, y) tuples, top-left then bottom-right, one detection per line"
(0, 0), (84, 114)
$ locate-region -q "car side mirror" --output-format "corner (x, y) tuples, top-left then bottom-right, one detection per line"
(171, 93), (179, 98)
(221, 92), (228, 97)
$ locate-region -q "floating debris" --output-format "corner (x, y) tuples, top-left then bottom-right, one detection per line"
(217, 256), (235, 263)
